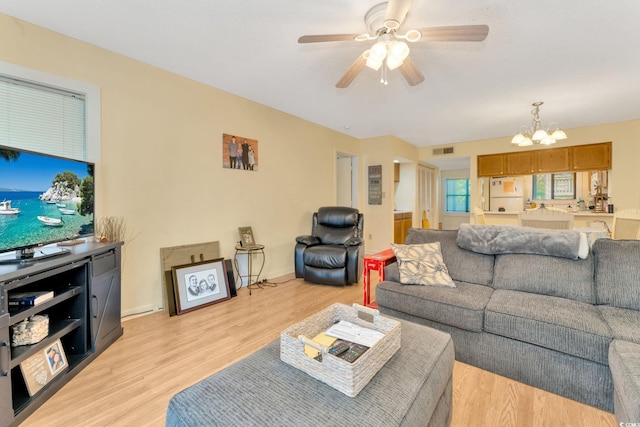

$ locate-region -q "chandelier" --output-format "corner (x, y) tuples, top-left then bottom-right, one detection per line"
(511, 102), (568, 147)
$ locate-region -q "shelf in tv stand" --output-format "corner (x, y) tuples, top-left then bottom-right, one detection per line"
(8, 286), (83, 325)
(9, 318), (83, 368)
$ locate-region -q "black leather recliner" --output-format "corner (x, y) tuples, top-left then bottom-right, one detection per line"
(294, 206), (364, 286)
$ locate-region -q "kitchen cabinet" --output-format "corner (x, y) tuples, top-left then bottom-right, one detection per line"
(571, 142), (611, 171)
(394, 212), (413, 244)
(477, 154), (505, 177)
(506, 151), (536, 175)
(394, 163), (400, 183)
(536, 147), (571, 173)
(478, 142), (612, 177)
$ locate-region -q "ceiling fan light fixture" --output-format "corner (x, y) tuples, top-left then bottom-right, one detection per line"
(386, 41), (409, 70)
(365, 42), (387, 70)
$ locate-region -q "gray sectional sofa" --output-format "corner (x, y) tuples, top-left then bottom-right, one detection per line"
(376, 227), (640, 423)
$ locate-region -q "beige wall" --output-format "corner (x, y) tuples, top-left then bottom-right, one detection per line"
(0, 14), (363, 315)
(358, 135), (419, 253)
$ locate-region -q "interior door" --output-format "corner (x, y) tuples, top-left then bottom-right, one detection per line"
(418, 165), (437, 228)
(336, 153), (358, 208)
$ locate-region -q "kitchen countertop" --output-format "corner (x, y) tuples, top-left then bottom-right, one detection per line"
(483, 211), (613, 217)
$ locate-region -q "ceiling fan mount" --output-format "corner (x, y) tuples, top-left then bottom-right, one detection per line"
(364, 2), (396, 34)
(298, 0), (489, 88)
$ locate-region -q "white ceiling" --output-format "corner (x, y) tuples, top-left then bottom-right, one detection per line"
(2, 0), (640, 148)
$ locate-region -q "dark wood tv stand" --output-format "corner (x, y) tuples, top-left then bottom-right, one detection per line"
(0, 241), (123, 427)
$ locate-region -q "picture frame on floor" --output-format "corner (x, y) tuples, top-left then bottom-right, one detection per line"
(172, 258), (231, 315)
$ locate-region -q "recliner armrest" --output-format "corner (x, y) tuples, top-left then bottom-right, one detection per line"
(296, 235), (320, 246)
(344, 237), (363, 247)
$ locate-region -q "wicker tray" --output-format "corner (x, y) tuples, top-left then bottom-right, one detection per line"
(280, 303), (400, 397)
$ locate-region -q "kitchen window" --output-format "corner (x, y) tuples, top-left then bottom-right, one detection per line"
(445, 178), (470, 212)
(533, 172), (576, 200)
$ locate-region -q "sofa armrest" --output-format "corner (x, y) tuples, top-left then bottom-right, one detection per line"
(383, 261), (400, 282)
(296, 235), (320, 246)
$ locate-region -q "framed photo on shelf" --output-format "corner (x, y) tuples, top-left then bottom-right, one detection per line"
(238, 226), (257, 247)
(171, 258), (231, 315)
(20, 339), (68, 396)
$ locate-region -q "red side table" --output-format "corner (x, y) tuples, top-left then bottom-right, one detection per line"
(363, 248), (396, 308)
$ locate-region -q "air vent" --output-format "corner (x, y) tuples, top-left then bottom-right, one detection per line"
(432, 147), (454, 155)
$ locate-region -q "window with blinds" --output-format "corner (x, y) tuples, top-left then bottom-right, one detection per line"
(0, 75), (86, 160)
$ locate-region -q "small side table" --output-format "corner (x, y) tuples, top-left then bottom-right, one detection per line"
(234, 244), (266, 295)
(363, 248), (396, 308)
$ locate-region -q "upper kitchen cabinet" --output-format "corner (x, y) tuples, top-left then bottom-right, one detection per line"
(478, 154), (505, 177)
(571, 142), (612, 171)
(536, 147), (571, 173)
(506, 151), (536, 175)
(477, 142), (612, 177)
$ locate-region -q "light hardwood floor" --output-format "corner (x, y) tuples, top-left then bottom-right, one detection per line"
(21, 276), (617, 427)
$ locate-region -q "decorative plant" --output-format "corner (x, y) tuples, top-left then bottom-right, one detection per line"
(95, 216), (128, 242)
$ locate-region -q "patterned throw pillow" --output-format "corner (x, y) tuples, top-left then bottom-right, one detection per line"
(390, 242), (455, 288)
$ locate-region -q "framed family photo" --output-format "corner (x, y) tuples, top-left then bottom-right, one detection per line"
(171, 258), (231, 315)
(20, 339), (68, 396)
(238, 226), (257, 247)
(222, 133), (259, 171)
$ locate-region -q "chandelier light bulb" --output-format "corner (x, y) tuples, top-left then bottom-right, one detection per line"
(532, 129), (549, 141)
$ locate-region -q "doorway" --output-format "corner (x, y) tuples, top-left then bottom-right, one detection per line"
(336, 152), (358, 208)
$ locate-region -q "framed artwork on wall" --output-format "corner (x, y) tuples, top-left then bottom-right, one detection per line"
(222, 133), (259, 171)
(171, 258), (231, 315)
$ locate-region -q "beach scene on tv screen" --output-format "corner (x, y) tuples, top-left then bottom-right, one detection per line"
(0, 148), (94, 253)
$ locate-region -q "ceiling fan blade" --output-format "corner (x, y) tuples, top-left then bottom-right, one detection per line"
(398, 56), (425, 86)
(384, 0), (413, 29)
(336, 54), (367, 88)
(418, 25), (489, 42)
(298, 34), (359, 43)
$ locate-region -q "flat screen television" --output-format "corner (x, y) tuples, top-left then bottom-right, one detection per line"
(0, 145), (94, 262)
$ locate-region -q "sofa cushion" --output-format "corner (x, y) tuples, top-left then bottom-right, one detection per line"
(390, 242), (455, 288)
(598, 305), (640, 345)
(405, 229), (495, 286)
(609, 340), (640, 423)
(593, 239), (640, 310)
(485, 290), (612, 364)
(493, 253), (595, 303)
(376, 280), (492, 333)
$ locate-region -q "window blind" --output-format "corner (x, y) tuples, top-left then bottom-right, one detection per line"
(0, 76), (86, 160)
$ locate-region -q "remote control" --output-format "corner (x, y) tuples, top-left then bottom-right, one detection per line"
(340, 344), (369, 363)
(328, 341), (351, 357)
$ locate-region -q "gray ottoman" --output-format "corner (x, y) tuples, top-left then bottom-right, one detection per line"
(166, 319), (454, 427)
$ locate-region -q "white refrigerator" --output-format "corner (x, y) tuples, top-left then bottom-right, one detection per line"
(489, 177), (525, 212)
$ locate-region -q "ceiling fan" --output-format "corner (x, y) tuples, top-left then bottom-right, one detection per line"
(298, 0), (489, 88)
